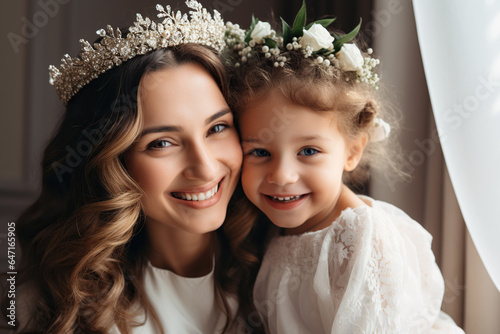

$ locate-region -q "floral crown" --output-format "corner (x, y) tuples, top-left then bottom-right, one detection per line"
(225, 1), (380, 88)
(49, 1), (225, 105)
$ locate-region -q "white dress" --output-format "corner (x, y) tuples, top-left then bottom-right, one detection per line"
(18, 261), (235, 333)
(253, 196), (465, 334)
(110, 261), (235, 334)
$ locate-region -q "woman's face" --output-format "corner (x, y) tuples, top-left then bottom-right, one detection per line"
(125, 63), (242, 237)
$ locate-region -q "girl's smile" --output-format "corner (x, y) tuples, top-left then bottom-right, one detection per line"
(262, 193), (310, 210)
(240, 90), (365, 234)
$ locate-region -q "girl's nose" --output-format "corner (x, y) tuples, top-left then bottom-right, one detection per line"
(266, 158), (299, 186)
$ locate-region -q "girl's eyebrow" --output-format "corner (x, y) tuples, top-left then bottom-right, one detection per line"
(242, 135), (329, 144)
(140, 108), (232, 137)
(295, 135), (329, 142)
(241, 137), (260, 144)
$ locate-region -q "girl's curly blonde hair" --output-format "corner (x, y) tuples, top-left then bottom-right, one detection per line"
(228, 41), (404, 187)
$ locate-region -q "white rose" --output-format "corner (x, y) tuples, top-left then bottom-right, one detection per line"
(250, 21), (272, 43)
(299, 23), (334, 51)
(336, 43), (364, 71)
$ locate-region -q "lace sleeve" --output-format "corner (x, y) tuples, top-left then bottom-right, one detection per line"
(324, 207), (446, 334)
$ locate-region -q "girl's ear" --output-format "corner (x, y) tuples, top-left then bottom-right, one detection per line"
(344, 133), (368, 171)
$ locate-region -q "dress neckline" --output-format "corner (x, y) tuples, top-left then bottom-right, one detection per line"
(275, 196), (375, 239)
(146, 257), (215, 280)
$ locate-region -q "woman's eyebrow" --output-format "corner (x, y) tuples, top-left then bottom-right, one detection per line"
(205, 108), (231, 125)
(140, 125), (182, 137)
(139, 109), (231, 137)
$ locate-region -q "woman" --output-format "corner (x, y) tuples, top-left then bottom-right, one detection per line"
(4, 2), (261, 333)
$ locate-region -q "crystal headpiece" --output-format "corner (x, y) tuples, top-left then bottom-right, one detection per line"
(49, 1), (225, 105)
(224, 1), (379, 88)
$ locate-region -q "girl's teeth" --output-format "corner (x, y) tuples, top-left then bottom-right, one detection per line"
(271, 195), (302, 202)
(173, 184), (219, 201)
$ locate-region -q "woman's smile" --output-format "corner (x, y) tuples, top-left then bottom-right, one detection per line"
(169, 177), (225, 209)
(125, 63), (242, 236)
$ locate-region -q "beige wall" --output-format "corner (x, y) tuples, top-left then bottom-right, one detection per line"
(0, 1), (26, 183)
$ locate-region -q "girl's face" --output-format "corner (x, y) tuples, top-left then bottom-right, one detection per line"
(240, 91), (361, 234)
(125, 63), (242, 237)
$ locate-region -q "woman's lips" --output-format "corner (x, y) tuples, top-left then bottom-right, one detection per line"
(169, 178), (225, 209)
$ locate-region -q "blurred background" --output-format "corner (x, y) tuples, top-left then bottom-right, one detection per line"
(0, 0), (499, 332)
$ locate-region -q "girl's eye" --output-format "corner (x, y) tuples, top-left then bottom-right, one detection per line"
(250, 149), (271, 157)
(299, 148), (319, 156)
(148, 139), (172, 150)
(208, 123), (228, 135)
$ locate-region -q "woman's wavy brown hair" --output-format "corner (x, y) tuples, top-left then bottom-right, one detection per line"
(1, 43), (262, 333)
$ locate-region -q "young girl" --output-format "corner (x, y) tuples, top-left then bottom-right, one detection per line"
(2, 2), (262, 333)
(226, 6), (466, 334)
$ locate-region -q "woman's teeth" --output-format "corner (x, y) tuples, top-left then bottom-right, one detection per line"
(270, 195), (303, 202)
(172, 184), (219, 201)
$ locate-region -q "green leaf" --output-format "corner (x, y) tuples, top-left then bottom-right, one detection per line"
(291, 0), (307, 37)
(314, 47), (331, 55)
(305, 17), (336, 30)
(252, 14), (258, 26)
(265, 38), (277, 48)
(333, 18), (362, 52)
(281, 17), (292, 45)
(245, 15), (259, 43)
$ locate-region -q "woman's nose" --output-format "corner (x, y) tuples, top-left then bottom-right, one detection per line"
(266, 158), (299, 186)
(183, 143), (218, 181)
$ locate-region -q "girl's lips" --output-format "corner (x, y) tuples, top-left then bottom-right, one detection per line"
(263, 193), (309, 210)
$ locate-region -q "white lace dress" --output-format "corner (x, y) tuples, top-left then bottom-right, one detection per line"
(253, 196), (465, 334)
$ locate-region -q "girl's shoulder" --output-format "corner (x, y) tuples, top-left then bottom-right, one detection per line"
(264, 195), (433, 264)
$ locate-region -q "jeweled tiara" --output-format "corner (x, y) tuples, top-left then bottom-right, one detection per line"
(49, 1), (225, 105)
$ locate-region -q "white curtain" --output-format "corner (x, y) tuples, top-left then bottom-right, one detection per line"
(371, 0), (500, 332)
(412, 0), (500, 293)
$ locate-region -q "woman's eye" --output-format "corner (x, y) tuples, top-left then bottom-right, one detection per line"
(148, 139), (172, 150)
(250, 149), (271, 157)
(208, 124), (228, 135)
(299, 148), (319, 156)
